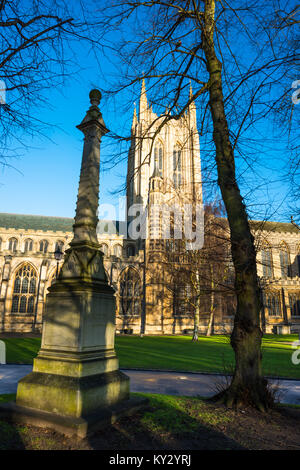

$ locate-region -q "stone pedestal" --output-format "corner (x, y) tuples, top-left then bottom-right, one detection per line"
(16, 262), (129, 418)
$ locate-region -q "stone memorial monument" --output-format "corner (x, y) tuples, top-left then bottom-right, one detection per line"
(0, 90), (146, 437)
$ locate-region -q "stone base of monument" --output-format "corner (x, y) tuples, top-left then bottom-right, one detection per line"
(0, 368), (148, 438)
(16, 368), (130, 416)
(0, 394), (148, 439)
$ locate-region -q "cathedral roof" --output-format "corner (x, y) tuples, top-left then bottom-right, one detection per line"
(0, 212), (124, 235)
(249, 220), (299, 234)
(0, 212), (297, 236)
(0, 212), (74, 232)
(210, 216), (299, 235)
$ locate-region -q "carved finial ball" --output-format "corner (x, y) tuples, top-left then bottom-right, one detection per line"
(89, 89), (102, 106)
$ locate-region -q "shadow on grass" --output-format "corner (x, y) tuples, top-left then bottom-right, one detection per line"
(0, 420), (26, 450)
(87, 393), (245, 450)
(0, 392), (245, 450)
(0, 394), (24, 450)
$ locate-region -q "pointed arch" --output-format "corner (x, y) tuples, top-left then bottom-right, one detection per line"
(260, 241), (273, 278)
(279, 241), (291, 279)
(24, 238), (33, 252)
(39, 239), (49, 253)
(118, 267), (141, 316)
(289, 292), (300, 317)
(154, 139), (164, 177)
(100, 243), (109, 256)
(8, 237), (18, 252)
(262, 290), (281, 317)
(11, 262), (38, 314)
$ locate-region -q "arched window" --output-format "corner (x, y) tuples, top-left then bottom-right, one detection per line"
(173, 145), (182, 189)
(8, 237), (18, 252)
(154, 142), (163, 177)
(127, 245), (135, 257)
(39, 240), (49, 253)
(119, 268), (141, 316)
(11, 263), (37, 314)
(100, 243), (109, 256)
(262, 291), (281, 317)
(113, 244), (122, 258)
(289, 293), (300, 316)
(174, 283), (194, 316)
(279, 243), (291, 279)
(261, 246), (273, 278)
(55, 240), (64, 252)
(24, 239), (33, 252)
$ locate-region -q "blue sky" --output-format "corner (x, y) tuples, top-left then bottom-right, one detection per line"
(0, 4), (295, 223)
(0, 43), (133, 220)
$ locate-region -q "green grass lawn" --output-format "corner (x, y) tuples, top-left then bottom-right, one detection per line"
(1, 334), (299, 379)
(0, 392), (300, 450)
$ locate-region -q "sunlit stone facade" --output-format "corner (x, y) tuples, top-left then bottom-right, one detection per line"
(0, 83), (299, 335)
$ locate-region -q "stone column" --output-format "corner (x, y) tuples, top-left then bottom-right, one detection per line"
(0, 90), (145, 437)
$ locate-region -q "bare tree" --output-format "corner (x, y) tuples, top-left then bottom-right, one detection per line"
(164, 203), (232, 340)
(97, 0), (299, 410)
(268, 6), (300, 221)
(0, 0), (103, 164)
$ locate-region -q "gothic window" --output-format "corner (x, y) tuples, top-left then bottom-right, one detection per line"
(174, 283), (194, 316)
(261, 247), (273, 278)
(24, 239), (33, 252)
(11, 264), (37, 314)
(173, 145), (182, 189)
(279, 243), (291, 278)
(289, 293), (300, 316)
(127, 245), (135, 257)
(8, 237), (18, 252)
(262, 291), (281, 317)
(119, 268), (141, 316)
(113, 244), (122, 258)
(39, 239), (49, 253)
(154, 142), (163, 177)
(100, 243), (109, 256)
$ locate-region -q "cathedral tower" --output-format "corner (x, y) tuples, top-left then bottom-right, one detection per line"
(126, 80), (203, 218)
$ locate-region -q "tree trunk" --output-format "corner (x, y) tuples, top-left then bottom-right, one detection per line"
(202, 0), (272, 410)
(193, 295), (200, 341)
(192, 271), (201, 341)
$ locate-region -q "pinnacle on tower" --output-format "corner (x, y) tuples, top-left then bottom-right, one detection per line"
(188, 81), (197, 125)
(132, 105), (138, 131)
(189, 80), (193, 99)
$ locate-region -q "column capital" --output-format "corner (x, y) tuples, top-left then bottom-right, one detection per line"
(76, 89), (109, 136)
